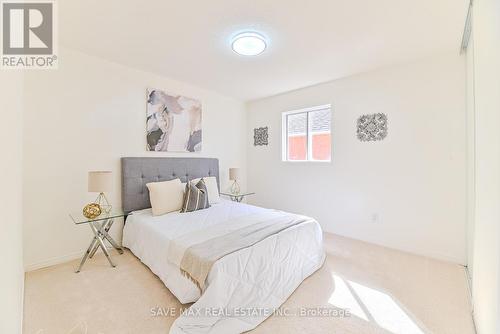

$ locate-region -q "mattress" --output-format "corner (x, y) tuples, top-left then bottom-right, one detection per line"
(123, 199), (269, 303)
(123, 199), (325, 333)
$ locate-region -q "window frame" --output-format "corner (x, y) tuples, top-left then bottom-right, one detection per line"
(281, 104), (332, 163)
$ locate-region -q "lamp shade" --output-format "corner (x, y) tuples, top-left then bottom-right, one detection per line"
(88, 171), (113, 193)
(229, 168), (240, 181)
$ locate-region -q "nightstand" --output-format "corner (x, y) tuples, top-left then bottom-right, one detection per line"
(220, 192), (255, 203)
(70, 210), (128, 273)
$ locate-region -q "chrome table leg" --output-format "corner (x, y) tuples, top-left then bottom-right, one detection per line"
(75, 236), (99, 273)
(76, 220), (117, 272)
(102, 230), (123, 254)
(88, 240), (99, 259)
(100, 218), (124, 254)
(88, 218), (124, 258)
(89, 221), (116, 268)
(88, 219), (109, 257)
(72, 211), (129, 273)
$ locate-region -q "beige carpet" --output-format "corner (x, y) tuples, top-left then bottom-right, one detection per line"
(24, 233), (475, 334)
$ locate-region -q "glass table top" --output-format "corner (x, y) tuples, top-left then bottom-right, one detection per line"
(70, 209), (128, 225)
(220, 192), (255, 197)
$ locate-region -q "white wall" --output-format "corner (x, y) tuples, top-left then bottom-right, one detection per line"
(465, 30), (476, 283)
(23, 47), (247, 270)
(469, 0), (500, 332)
(247, 53), (467, 264)
(0, 72), (24, 333)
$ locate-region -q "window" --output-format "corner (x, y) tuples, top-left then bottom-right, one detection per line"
(282, 105), (332, 162)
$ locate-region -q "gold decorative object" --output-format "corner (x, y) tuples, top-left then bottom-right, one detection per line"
(83, 203), (102, 219)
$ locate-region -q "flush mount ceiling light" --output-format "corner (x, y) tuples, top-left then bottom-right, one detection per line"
(231, 32), (267, 56)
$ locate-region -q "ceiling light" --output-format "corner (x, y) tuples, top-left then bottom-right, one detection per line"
(231, 32), (267, 56)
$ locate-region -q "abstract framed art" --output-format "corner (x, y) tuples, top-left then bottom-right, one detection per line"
(146, 88), (202, 152)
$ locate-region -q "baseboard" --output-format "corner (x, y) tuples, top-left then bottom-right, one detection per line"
(21, 271), (25, 333)
(464, 266), (473, 311)
(24, 250), (84, 272)
(326, 230), (466, 265)
(464, 265), (478, 334)
(24, 243), (123, 272)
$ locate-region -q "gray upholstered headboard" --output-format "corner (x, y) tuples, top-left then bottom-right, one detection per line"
(121, 157), (219, 214)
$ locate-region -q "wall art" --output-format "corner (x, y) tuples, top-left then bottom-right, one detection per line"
(357, 113), (388, 142)
(254, 127), (269, 146)
(146, 88), (202, 152)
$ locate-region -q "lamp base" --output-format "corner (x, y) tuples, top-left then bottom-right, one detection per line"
(95, 192), (112, 213)
(230, 180), (241, 195)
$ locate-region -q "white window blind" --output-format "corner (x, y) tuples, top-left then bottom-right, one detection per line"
(282, 105), (332, 162)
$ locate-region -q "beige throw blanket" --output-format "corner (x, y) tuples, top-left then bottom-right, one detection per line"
(170, 212), (309, 292)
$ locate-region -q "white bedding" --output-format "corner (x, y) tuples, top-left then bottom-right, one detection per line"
(123, 199), (325, 334)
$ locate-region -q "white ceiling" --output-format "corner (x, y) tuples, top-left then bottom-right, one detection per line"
(60, 0), (468, 101)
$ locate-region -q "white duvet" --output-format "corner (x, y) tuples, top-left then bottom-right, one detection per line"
(123, 199), (325, 334)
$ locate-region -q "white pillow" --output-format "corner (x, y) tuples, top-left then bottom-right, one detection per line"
(146, 178), (184, 216)
(191, 176), (220, 204)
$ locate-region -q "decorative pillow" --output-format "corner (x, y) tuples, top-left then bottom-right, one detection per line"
(181, 179), (210, 213)
(191, 176), (220, 204)
(146, 178), (184, 216)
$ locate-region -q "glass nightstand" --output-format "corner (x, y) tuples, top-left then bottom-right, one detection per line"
(220, 192), (255, 203)
(70, 209), (129, 273)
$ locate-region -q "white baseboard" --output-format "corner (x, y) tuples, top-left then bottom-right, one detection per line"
(24, 250), (84, 272)
(24, 245), (118, 272)
(464, 266), (478, 334)
(325, 230), (466, 265)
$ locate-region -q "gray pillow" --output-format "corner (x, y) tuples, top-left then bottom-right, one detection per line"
(181, 179), (210, 213)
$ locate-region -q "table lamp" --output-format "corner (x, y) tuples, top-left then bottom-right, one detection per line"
(88, 171), (113, 213)
(229, 168), (241, 195)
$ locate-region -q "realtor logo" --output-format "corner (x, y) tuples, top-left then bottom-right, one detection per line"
(1, 0), (57, 69)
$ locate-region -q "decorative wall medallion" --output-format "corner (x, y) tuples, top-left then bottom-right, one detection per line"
(357, 113), (388, 141)
(254, 127), (269, 146)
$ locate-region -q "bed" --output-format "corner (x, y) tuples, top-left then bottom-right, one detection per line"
(121, 157), (325, 334)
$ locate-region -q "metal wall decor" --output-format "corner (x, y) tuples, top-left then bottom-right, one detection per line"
(254, 127), (269, 146)
(357, 113), (388, 141)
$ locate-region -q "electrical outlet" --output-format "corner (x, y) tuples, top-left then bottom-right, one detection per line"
(371, 213), (379, 223)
